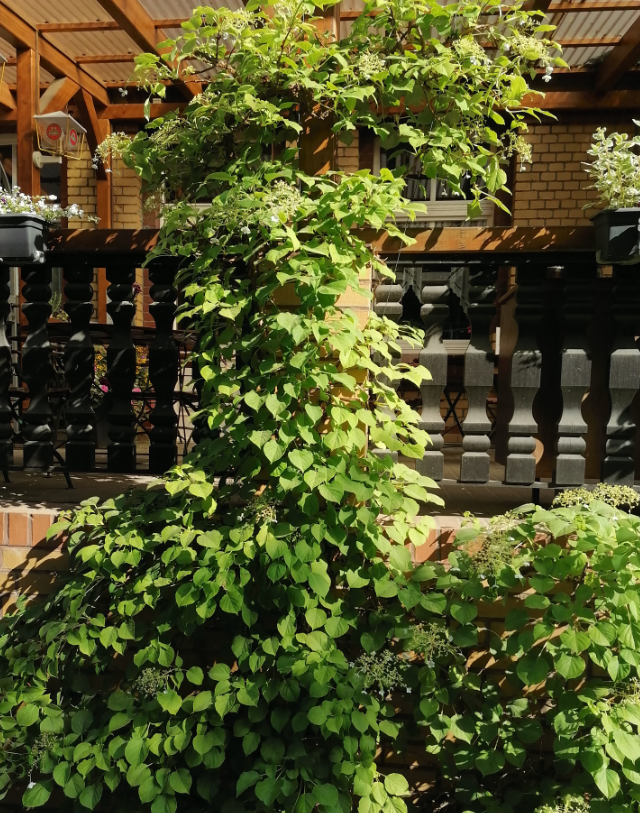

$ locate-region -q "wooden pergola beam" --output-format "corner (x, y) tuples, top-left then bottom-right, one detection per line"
(38, 21), (121, 33)
(76, 54), (137, 64)
(524, 88), (640, 109)
(0, 2), (109, 105)
(548, 1), (640, 10)
(16, 48), (38, 196)
(74, 90), (108, 181)
(98, 102), (184, 119)
(95, 0), (200, 99)
(595, 14), (640, 92)
(529, 0), (554, 11)
(40, 77), (80, 114)
(46, 226), (596, 257)
(0, 82), (15, 111)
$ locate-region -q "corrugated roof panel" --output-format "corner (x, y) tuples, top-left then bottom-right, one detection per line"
(45, 30), (140, 58)
(79, 63), (138, 84)
(549, 7), (640, 66)
(139, 0), (245, 18)
(2, 0), (112, 25)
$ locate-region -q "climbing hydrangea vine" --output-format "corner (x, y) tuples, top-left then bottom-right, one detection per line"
(0, 3), (620, 813)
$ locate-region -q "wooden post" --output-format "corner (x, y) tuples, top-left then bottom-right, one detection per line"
(16, 49), (39, 196)
(299, 112), (335, 177)
(96, 119), (111, 322)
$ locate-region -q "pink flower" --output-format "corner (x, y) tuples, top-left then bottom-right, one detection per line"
(100, 384), (109, 393)
(133, 387), (141, 393)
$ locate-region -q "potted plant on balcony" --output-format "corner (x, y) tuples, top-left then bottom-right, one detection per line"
(585, 123), (640, 263)
(0, 189), (94, 265)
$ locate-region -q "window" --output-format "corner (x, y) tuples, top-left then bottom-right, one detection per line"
(376, 141), (494, 225)
(40, 161), (62, 202)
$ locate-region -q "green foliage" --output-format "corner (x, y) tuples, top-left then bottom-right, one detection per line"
(5, 494), (640, 811)
(0, 2), (592, 812)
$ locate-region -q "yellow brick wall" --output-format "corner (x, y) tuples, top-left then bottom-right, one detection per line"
(67, 146), (97, 229)
(513, 121), (635, 227)
(336, 130), (360, 173)
(66, 146), (143, 230)
(112, 160), (143, 229)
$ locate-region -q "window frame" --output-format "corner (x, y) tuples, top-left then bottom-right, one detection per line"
(374, 138), (494, 225)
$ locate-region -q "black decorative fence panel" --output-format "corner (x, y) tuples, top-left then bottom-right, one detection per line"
(375, 253), (640, 490)
(0, 252), (194, 476)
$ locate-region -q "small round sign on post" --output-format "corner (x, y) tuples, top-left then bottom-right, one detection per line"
(69, 129), (78, 147)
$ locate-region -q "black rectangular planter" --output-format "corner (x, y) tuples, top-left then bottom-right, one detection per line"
(592, 208), (640, 264)
(0, 214), (48, 265)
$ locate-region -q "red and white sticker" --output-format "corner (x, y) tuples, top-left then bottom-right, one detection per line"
(46, 123), (62, 141)
(69, 129), (78, 147)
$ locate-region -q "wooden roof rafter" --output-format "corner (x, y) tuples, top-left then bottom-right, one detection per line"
(0, 1), (109, 105)
(94, 0), (201, 100)
(595, 14), (640, 92)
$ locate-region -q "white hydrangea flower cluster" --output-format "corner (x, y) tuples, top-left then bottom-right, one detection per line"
(507, 133), (533, 173)
(510, 32), (555, 80)
(219, 9), (254, 33)
(93, 131), (133, 172)
(535, 794), (589, 813)
(274, 0), (303, 23)
(453, 35), (489, 67)
(0, 188), (93, 223)
(357, 52), (386, 79)
(262, 181), (304, 222)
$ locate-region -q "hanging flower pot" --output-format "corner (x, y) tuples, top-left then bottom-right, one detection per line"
(591, 209), (640, 264)
(0, 213), (48, 264)
(0, 190), (97, 265)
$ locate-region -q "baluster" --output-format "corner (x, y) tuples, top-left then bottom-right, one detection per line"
(149, 261), (178, 473)
(190, 332), (206, 448)
(603, 265), (640, 484)
(0, 265), (12, 469)
(63, 262), (95, 470)
(554, 264), (595, 486)
(372, 279), (404, 463)
(460, 266), (496, 483)
(106, 262), (137, 472)
(374, 281), (403, 321)
(21, 264), (53, 468)
(505, 264), (544, 485)
(417, 271), (450, 481)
